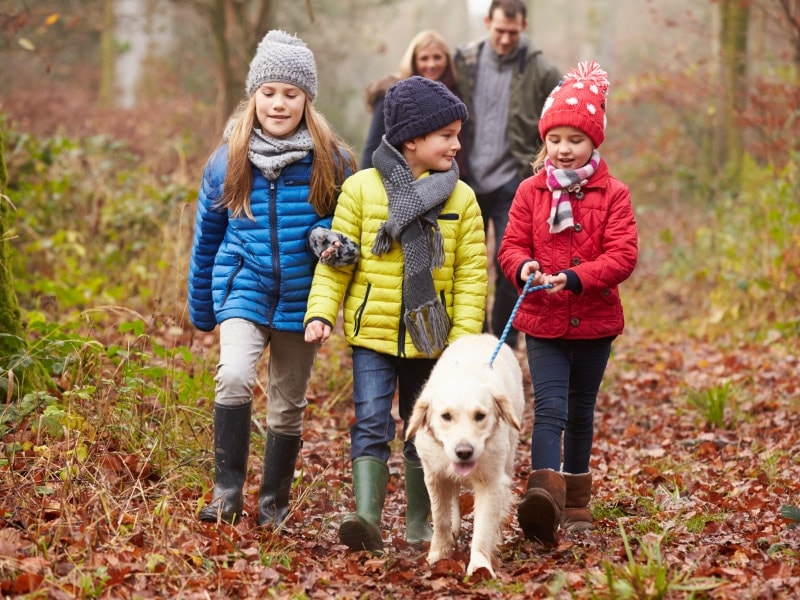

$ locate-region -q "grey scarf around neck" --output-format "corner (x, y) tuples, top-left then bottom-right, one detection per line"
(248, 126), (313, 180)
(371, 136), (459, 356)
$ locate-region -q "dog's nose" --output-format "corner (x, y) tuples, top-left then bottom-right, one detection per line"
(455, 443), (474, 460)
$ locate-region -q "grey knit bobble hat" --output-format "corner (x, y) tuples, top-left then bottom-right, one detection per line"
(245, 30), (317, 101)
(384, 76), (468, 146)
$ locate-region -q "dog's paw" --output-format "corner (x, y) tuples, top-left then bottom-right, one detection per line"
(466, 552), (495, 578)
(427, 542), (453, 566)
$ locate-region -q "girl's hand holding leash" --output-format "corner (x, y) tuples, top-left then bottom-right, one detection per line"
(520, 260), (544, 285)
(520, 260), (567, 294)
(543, 272), (567, 293)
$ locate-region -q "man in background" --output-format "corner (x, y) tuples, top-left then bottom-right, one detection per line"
(455, 0), (561, 347)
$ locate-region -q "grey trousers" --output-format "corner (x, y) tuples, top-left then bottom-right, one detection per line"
(214, 318), (318, 435)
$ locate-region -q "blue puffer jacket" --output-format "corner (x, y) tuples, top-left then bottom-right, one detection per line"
(187, 145), (334, 332)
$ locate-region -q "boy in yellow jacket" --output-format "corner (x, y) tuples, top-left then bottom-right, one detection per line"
(305, 76), (487, 551)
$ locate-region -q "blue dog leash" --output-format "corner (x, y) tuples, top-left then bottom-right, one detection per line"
(488, 274), (553, 366)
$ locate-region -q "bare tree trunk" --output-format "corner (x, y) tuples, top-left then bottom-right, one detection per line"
(200, 0), (273, 129)
(99, 0), (116, 109)
(206, 0), (236, 127)
(715, 0), (750, 192)
(777, 0), (800, 65)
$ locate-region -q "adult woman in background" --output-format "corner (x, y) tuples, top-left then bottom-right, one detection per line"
(360, 29), (466, 176)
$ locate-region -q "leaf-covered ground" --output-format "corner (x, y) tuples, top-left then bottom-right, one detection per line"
(1, 323), (798, 599)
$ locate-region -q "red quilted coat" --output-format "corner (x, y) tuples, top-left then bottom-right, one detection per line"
(498, 158), (638, 339)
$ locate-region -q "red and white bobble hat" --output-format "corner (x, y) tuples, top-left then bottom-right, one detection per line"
(538, 61), (610, 148)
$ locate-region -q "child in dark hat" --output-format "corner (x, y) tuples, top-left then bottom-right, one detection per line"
(188, 30), (357, 528)
(498, 61), (638, 544)
(304, 76), (487, 551)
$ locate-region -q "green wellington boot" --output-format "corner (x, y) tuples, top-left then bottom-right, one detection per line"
(339, 456), (389, 551)
(404, 459), (433, 544)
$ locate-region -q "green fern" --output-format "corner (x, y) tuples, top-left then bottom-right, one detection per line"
(779, 505), (800, 523)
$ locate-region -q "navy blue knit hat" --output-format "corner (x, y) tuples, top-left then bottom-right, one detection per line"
(384, 76), (468, 146)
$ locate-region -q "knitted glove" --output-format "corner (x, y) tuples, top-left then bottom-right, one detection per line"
(308, 227), (360, 267)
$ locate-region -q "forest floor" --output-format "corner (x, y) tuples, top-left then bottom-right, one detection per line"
(1, 322), (798, 599)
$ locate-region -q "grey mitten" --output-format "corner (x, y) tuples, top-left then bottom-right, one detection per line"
(308, 227), (360, 267)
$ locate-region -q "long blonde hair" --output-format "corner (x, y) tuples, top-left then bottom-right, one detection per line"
(531, 145), (547, 174)
(219, 94), (356, 219)
(365, 30), (458, 110)
(397, 29), (458, 85)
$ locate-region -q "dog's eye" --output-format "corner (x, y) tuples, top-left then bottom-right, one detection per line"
(474, 412), (486, 422)
(441, 412), (452, 422)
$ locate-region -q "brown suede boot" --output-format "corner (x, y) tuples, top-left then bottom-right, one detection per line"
(517, 469), (566, 543)
(561, 472), (594, 532)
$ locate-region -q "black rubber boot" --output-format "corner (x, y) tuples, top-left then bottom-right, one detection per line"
(404, 459), (433, 544)
(339, 456), (389, 551)
(257, 429), (302, 529)
(198, 403), (251, 524)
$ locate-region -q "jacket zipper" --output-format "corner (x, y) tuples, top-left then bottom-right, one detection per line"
(353, 283), (371, 336)
(267, 180), (280, 326)
(398, 295), (406, 357)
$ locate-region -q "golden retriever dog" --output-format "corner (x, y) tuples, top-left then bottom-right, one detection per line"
(406, 333), (524, 577)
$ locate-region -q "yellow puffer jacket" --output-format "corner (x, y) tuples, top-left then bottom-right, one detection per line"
(305, 168), (488, 358)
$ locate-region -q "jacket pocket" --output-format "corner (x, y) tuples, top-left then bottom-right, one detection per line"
(220, 255), (245, 306)
(282, 161), (312, 186)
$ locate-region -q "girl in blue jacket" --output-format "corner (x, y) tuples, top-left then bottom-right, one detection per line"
(188, 30), (356, 528)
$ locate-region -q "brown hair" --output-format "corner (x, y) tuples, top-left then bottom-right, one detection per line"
(218, 94), (356, 219)
(488, 0), (527, 20)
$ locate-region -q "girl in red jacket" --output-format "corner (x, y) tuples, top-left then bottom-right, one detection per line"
(497, 61), (638, 545)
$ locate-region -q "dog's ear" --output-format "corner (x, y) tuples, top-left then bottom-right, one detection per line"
(493, 394), (522, 432)
(405, 398), (429, 440)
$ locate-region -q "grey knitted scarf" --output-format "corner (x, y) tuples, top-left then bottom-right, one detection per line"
(371, 137), (459, 356)
(248, 126), (313, 180)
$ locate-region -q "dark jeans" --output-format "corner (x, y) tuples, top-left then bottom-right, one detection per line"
(474, 177), (522, 347)
(525, 336), (614, 473)
(350, 347), (437, 463)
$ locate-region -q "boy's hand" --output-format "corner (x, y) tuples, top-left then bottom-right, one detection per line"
(319, 241), (341, 263)
(305, 320), (331, 344)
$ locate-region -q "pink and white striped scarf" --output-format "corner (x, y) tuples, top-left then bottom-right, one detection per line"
(544, 150), (600, 233)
